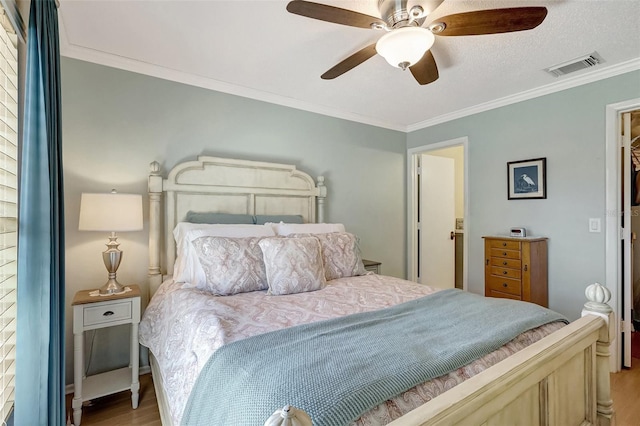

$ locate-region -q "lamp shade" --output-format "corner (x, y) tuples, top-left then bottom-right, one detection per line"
(376, 27), (435, 69)
(79, 192), (143, 232)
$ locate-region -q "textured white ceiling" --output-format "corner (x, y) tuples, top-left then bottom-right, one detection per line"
(58, 0), (640, 131)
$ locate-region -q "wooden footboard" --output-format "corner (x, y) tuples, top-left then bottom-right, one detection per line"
(388, 283), (614, 426)
(389, 316), (607, 425)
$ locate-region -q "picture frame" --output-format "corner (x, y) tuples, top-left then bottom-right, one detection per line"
(507, 157), (546, 200)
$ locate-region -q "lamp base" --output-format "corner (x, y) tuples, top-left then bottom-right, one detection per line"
(100, 232), (125, 295)
(99, 278), (126, 295)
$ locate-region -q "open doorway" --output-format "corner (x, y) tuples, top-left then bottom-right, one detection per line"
(407, 137), (468, 290)
(625, 109), (640, 368)
(605, 98), (640, 373)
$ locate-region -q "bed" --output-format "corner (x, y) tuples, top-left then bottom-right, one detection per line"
(141, 155), (614, 426)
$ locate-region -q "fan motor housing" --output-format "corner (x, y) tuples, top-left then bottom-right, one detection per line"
(378, 0), (410, 28)
(378, 0), (441, 28)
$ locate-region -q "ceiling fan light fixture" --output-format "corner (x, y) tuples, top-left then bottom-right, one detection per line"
(376, 27), (435, 70)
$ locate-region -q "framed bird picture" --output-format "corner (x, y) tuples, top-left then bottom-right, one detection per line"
(507, 157), (547, 200)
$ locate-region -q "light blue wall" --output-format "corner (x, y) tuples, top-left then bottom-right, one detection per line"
(62, 56), (640, 385)
(61, 58), (406, 384)
(407, 70), (640, 321)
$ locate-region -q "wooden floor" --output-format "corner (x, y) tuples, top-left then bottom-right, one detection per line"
(65, 373), (161, 426)
(611, 359), (640, 426)
(68, 366), (640, 426)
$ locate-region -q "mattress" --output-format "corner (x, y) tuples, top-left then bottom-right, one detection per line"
(139, 274), (564, 425)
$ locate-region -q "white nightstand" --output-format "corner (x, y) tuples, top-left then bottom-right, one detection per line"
(72, 285), (141, 426)
(363, 259), (381, 274)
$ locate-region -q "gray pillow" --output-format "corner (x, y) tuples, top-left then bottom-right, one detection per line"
(185, 211), (254, 224)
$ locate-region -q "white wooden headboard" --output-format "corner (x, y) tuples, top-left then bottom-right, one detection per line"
(147, 156), (327, 295)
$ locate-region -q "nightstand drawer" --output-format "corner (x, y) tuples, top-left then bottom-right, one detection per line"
(83, 301), (132, 326)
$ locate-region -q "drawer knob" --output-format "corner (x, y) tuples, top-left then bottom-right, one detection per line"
(524, 265), (528, 272)
(503, 261), (507, 265)
(503, 271), (508, 275)
(502, 242), (507, 247)
(103, 311), (115, 317)
(503, 252), (507, 256)
(502, 283), (508, 288)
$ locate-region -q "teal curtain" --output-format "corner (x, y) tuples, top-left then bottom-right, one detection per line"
(15, 0), (65, 424)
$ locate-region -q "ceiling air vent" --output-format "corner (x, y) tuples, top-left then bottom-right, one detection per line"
(545, 52), (604, 77)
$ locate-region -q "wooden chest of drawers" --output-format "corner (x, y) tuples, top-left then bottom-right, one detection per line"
(483, 236), (548, 307)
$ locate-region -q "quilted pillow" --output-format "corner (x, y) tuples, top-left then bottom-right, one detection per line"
(258, 236), (326, 295)
(191, 236), (268, 295)
(292, 232), (367, 281)
(173, 223), (275, 286)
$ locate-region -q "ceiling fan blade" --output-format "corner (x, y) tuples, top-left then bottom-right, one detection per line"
(409, 51), (439, 85)
(434, 7), (548, 36)
(287, 1), (385, 29)
(321, 44), (377, 80)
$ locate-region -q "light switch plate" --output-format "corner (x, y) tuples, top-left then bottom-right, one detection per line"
(589, 218), (601, 233)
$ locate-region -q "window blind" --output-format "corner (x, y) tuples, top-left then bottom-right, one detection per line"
(0, 7), (17, 421)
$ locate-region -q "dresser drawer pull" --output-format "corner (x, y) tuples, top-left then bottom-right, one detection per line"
(503, 252), (507, 256)
(502, 242), (507, 247)
(103, 311), (115, 317)
(503, 271), (508, 275)
(524, 265), (528, 272)
(503, 261), (507, 265)
(502, 283), (508, 288)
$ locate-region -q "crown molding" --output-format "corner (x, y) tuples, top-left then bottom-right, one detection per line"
(58, 35), (406, 132)
(406, 58), (640, 133)
(59, 11), (639, 135)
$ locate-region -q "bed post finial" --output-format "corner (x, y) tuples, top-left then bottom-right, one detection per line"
(584, 282), (612, 315)
(317, 176), (326, 223)
(582, 282), (614, 426)
(149, 161), (163, 295)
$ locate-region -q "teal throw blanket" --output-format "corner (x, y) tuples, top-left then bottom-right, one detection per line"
(182, 289), (567, 426)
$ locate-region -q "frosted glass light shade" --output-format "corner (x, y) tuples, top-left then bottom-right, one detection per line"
(376, 27), (435, 69)
(79, 193), (143, 231)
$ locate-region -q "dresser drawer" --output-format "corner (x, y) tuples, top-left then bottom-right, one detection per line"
(83, 301), (132, 327)
(487, 276), (522, 296)
(490, 266), (522, 280)
(490, 257), (522, 269)
(490, 248), (521, 260)
(488, 240), (521, 250)
(487, 289), (522, 301)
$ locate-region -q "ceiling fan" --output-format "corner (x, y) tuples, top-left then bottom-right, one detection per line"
(286, 0), (548, 85)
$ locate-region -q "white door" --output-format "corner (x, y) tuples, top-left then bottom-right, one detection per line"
(623, 111), (633, 368)
(419, 154), (455, 288)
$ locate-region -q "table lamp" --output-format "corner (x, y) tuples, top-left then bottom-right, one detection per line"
(78, 190), (143, 294)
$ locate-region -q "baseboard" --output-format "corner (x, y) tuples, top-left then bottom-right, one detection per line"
(65, 365), (152, 395)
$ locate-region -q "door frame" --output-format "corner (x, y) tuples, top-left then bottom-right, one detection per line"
(605, 97), (640, 372)
(407, 137), (469, 289)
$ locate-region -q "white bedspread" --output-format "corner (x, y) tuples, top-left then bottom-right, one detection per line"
(139, 275), (563, 425)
